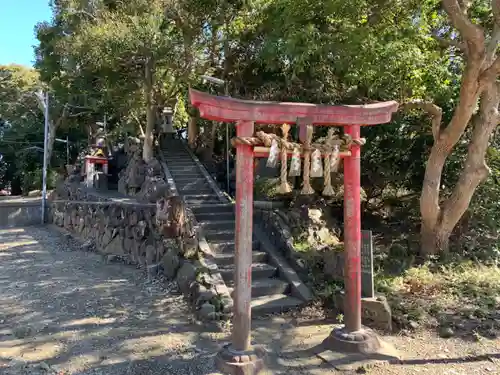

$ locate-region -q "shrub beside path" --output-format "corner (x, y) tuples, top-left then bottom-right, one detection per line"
(0, 227), (498, 375)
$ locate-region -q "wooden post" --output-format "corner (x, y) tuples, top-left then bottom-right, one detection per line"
(232, 120), (255, 351)
(343, 124), (362, 332)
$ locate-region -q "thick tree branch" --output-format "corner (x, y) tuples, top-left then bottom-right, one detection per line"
(485, 24), (500, 64)
(440, 82), (500, 233)
(55, 104), (69, 128)
(485, 0), (500, 64)
(442, 0), (484, 45)
(68, 110), (92, 118)
(479, 55), (500, 86)
(404, 100), (443, 141)
(494, 0), (500, 25)
(131, 113), (145, 137)
(432, 34), (466, 51)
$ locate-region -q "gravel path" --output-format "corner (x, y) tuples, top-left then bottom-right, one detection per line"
(0, 226), (498, 375)
(0, 227), (224, 375)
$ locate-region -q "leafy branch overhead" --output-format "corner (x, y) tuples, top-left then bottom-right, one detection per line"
(21, 0), (500, 257)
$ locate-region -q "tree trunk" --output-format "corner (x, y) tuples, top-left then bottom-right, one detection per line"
(34, 91), (61, 169)
(143, 56), (155, 163)
(187, 114), (198, 148)
(420, 82), (499, 256)
(413, 0), (500, 256)
(207, 121), (218, 157)
(420, 222), (450, 257)
(419, 144), (449, 255)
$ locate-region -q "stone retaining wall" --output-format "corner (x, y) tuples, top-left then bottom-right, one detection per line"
(256, 208), (345, 282)
(0, 198), (44, 228)
(255, 207), (392, 331)
(49, 183), (232, 321)
(51, 199), (171, 268)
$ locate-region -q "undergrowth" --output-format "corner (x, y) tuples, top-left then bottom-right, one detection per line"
(377, 262), (500, 332)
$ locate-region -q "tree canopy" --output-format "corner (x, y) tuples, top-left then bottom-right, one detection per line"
(0, 0), (496, 256)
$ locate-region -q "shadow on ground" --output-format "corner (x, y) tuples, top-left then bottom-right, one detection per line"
(0, 227), (499, 375)
(0, 227), (340, 374)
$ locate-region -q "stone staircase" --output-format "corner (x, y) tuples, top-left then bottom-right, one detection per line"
(160, 138), (311, 316)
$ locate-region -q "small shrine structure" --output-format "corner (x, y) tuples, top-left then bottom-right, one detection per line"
(84, 137), (109, 189)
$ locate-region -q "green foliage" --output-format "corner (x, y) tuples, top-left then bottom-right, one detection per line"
(24, 0), (500, 263)
(377, 261), (500, 332)
(0, 65), (45, 191)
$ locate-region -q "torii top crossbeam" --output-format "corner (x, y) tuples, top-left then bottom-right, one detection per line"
(189, 89), (398, 126)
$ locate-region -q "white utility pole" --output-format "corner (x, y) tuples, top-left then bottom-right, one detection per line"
(41, 91), (49, 224)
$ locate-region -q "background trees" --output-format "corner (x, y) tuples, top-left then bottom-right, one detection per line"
(0, 0), (498, 257)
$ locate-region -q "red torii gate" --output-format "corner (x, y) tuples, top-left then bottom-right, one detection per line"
(189, 89), (398, 374)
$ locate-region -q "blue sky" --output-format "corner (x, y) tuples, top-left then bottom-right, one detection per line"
(0, 1), (52, 66)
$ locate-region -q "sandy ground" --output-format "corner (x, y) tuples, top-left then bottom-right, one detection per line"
(0, 226), (498, 375)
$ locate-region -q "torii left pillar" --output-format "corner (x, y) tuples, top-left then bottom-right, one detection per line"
(215, 119), (267, 374)
(189, 89), (398, 374)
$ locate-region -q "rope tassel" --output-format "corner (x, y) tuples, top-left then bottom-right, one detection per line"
(289, 146), (301, 177)
(310, 149), (323, 178)
(266, 139), (279, 168)
(330, 144), (341, 172)
(301, 125), (314, 195)
(322, 128), (335, 196)
(278, 123), (292, 194)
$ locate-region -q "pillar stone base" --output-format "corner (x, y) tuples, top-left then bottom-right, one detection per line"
(323, 327), (384, 353)
(215, 344), (266, 375)
(318, 326), (399, 370)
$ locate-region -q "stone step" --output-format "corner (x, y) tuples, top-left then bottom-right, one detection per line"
(191, 203), (234, 214)
(208, 239), (260, 253)
(212, 250), (267, 266)
(200, 219), (235, 231)
(178, 187), (215, 195)
(227, 278), (289, 298)
(178, 186), (214, 193)
(169, 172), (206, 179)
(218, 263), (277, 283)
(162, 150), (190, 155)
(173, 176), (209, 184)
(184, 194), (220, 200)
(168, 165), (200, 175)
(176, 181), (214, 191)
(194, 211), (234, 222)
(203, 228), (235, 241)
(164, 160), (194, 165)
(167, 164), (201, 176)
(167, 166), (200, 172)
(163, 154), (192, 158)
(175, 181), (212, 189)
(251, 294), (303, 315)
(164, 160), (194, 166)
(163, 155), (192, 160)
(171, 175), (206, 182)
(186, 199), (224, 206)
(163, 149), (189, 153)
(160, 144), (308, 318)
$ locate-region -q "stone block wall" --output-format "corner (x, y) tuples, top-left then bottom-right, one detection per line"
(256, 208), (392, 331)
(255, 208), (345, 282)
(0, 198), (44, 228)
(49, 180), (232, 321)
(51, 199), (170, 268)
(255, 209), (311, 280)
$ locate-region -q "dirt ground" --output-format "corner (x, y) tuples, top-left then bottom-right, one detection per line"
(0, 227), (498, 375)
